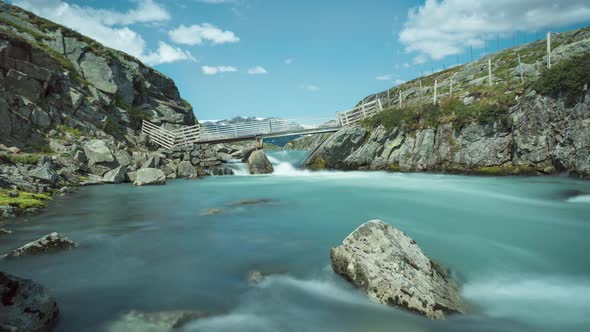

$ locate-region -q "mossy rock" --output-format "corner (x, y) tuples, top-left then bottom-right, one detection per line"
(0, 190), (52, 210)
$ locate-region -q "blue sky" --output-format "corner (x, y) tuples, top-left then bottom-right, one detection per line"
(7, 0), (590, 120)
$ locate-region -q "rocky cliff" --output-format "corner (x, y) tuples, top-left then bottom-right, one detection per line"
(0, 3), (195, 150)
(0, 3), (244, 219)
(305, 27), (590, 178)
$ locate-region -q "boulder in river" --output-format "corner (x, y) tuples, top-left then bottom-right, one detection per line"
(0, 272), (59, 332)
(106, 310), (209, 332)
(247, 150), (274, 174)
(177, 160), (198, 178)
(4, 232), (78, 258)
(133, 168), (166, 186)
(330, 220), (466, 319)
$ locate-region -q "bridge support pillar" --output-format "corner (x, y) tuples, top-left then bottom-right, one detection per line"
(255, 136), (264, 150)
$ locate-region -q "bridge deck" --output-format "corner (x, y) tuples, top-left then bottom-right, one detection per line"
(142, 99), (383, 149)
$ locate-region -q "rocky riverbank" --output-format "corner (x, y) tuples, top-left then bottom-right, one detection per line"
(304, 28), (590, 178)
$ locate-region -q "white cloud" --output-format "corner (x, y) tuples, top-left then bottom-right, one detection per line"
(197, 0), (236, 3)
(247, 66), (267, 74)
(301, 84), (319, 92)
(284, 58), (294, 65)
(169, 24), (239, 45)
(201, 66), (238, 75)
(13, 0), (194, 66)
(143, 42), (196, 66)
(376, 74), (393, 81)
(400, 0), (590, 61)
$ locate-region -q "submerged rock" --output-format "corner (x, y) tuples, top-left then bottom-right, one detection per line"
(330, 220), (466, 319)
(0, 228), (14, 235)
(106, 310), (209, 332)
(0, 272), (59, 332)
(247, 150), (274, 174)
(133, 168), (166, 186)
(200, 208), (224, 216)
(4, 232), (78, 258)
(230, 198), (275, 206)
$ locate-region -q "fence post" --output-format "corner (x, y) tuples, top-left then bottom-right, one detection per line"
(361, 102), (367, 118)
(517, 53), (524, 84)
(234, 124), (238, 138)
(433, 80), (438, 104)
(547, 32), (551, 69)
(377, 98), (383, 113)
(268, 119), (272, 133)
(399, 90), (402, 108)
(387, 89), (390, 108)
(419, 80), (423, 107)
(450, 78), (453, 98)
(488, 59), (492, 87)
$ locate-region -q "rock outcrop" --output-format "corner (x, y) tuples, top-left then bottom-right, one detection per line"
(0, 272), (59, 332)
(331, 220), (466, 319)
(133, 168), (166, 186)
(4, 232), (78, 258)
(247, 150), (274, 174)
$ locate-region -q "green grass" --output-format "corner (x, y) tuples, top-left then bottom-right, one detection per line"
(0, 153), (43, 165)
(0, 190), (51, 210)
(0, 16), (50, 41)
(361, 98), (510, 132)
(533, 54), (590, 103)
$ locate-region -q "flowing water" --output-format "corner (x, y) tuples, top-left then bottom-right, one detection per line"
(1, 150), (590, 332)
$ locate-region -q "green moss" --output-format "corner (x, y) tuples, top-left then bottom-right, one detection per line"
(533, 54), (590, 103)
(308, 158), (327, 170)
(181, 98), (192, 109)
(386, 164), (401, 172)
(0, 190), (51, 210)
(472, 165), (537, 176)
(57, 124), (82, 138)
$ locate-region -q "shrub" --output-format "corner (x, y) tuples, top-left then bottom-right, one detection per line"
(534, 54), (590, 102)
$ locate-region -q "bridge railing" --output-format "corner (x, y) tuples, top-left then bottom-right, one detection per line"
(337, 99), (383, 126)
(141, 99), (383, 149)
(141, 120), (176, 149)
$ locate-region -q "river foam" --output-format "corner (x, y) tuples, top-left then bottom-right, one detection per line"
(463, 274), (590, 328)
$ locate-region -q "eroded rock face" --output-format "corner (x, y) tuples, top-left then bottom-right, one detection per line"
(247, 150), (274, 174)
(133, 168), (166, 186)
(0, 272), (59, 332)
(304, 126), (367, 170)
(330, 220), (466, 319)
(4, 232), (78, 258)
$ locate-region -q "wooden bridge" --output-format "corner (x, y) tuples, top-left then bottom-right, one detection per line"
(142, 99), (383, 149)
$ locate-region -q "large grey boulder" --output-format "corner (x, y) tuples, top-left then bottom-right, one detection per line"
(29, 164), (58, 184)
(247, 150), (274, 174)
(106, 310), (209, 332)
(177, 161), (198, 178)
(0, 272), (59, 332)
(330, 220), (466, 319)
(4, 232), (78, 258)
(83, 140), (114, 165)
(103, 166), (127, 184)
(133, 168), (166, 186)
